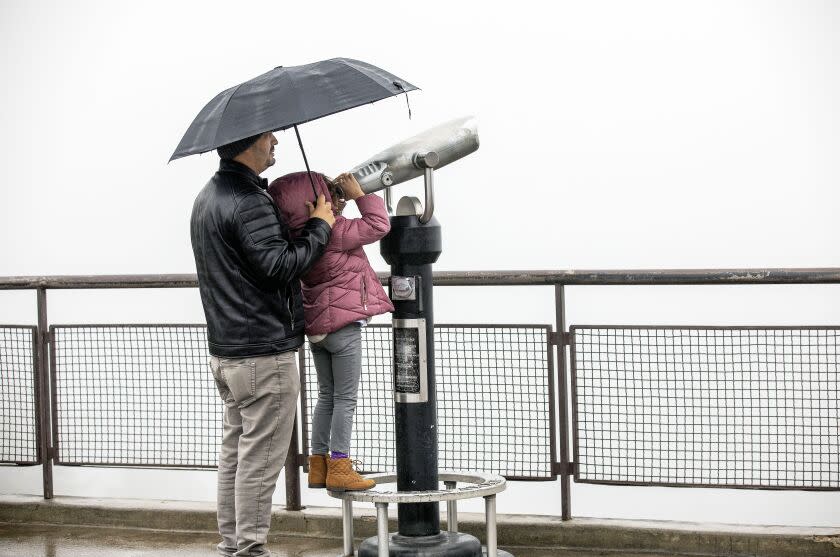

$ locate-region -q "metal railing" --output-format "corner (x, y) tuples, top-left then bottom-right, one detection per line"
(1, 268), (838, 520)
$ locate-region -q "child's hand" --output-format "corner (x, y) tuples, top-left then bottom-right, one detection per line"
(334, 173), (365, 200)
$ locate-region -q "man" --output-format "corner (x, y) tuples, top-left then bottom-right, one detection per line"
(190, 131), (335, 557)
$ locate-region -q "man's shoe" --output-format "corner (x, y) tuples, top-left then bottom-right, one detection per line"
(326, 457), (375, 492)
(308, 454), (327, 489)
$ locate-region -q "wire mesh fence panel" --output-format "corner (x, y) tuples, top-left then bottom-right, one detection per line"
(52, 325), (219, 467)
(0, 326), (38, 464)
(303, 324), (554, 479)
(571, 326), (840, 489)
(436, 326), (554, 479)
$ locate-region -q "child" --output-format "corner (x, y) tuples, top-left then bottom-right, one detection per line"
(268, 171), (393, 491)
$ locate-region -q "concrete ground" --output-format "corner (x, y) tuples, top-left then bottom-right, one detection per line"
(0, 523), (707, 557)
(0, 523), (335, 557)
(1, 495), (838, 557)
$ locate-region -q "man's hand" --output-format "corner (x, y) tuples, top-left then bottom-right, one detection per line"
(334, 172), (365, 201)
(306, 194), (336, 228)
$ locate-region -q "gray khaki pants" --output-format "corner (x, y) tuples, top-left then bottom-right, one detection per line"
(310, 322), (363, 455)
(210, 351), (300, 557)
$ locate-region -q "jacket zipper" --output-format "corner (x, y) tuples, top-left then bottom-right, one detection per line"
(361, 280), (368, 311)
(286, 288), (295, 329)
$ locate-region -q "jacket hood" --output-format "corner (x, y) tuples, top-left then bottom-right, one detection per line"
(268, 171), (333, 232)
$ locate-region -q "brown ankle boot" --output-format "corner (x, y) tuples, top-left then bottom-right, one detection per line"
(326, 457), (376, 492)
(308, 454), (327, 489)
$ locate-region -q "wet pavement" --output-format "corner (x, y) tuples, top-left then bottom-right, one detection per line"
(0, 522), (701, 557)
(0, 523), (335, 557)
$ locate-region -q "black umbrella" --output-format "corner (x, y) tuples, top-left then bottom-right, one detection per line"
(169, 58), (418, 199)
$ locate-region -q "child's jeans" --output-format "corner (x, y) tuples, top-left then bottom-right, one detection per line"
(310, 322), (363, 455)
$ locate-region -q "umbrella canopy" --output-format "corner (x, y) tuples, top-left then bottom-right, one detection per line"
(169, 58), (418, 162)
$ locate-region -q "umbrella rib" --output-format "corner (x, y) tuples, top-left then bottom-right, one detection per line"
(211, 82), (246, 147)
(337, 59), (418, 121)
(340, 58), (397, 85)
(340, 58), (419, 93)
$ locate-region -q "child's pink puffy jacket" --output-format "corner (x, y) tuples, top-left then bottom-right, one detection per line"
(267, 172), (394, 335)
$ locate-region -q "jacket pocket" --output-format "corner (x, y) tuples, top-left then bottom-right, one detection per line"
(220, 360), (257, 408)
(360, 279), (368, 311)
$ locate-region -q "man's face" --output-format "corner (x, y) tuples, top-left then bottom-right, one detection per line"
(253, 132), (278, 171)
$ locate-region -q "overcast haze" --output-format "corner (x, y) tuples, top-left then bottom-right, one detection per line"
(1, 1), (838, 526)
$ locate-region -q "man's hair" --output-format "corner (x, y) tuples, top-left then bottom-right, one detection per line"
(216, 133), (262, 160)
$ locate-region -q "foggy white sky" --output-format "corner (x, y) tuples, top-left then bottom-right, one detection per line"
(0, 0), (838, 526)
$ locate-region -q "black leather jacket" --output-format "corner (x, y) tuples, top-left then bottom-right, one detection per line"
(191, 160), (331, 357)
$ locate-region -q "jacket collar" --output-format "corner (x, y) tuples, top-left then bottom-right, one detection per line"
(218, 159), (268, 190)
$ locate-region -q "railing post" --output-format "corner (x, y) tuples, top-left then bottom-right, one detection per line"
(554, 284), (571, 520)
(298, 345), (310, 475)
(284, 413), (302, 510)
(35, 287), (54, 499)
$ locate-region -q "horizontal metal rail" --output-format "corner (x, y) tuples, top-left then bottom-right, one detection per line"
(1, 268), (839, 290)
